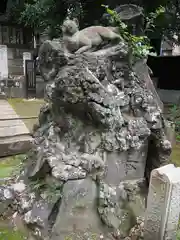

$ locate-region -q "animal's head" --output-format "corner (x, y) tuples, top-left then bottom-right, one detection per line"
(61, 18), (79, 36)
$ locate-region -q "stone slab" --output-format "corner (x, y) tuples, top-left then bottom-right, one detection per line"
(0, 135), (33, 157)
(51, 178), (105, 240)
(0, 100), (32, 157)
(0, 45), (8, 79)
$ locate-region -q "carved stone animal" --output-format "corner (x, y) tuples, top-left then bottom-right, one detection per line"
(61, 18), (79, 37)
(62, 19), (122, 54)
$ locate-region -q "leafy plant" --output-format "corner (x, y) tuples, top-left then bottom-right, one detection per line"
(145, 6), (166, 34)
(169, 104), (180, 142)
(170, 105), (180, 121)
(29, 178), (62, 202)
(29, 179), (46, 191)
(177, 217), (180, 239)
(19, 0), (54, 31)
(177, 232), (180, 240)
(102, 5), (165, 59)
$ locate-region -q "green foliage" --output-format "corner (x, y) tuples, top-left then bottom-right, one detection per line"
(102, 5), (151, 59)
(17, 0), (68, 36)
(102, 5), (167, 59)
(29, 179), (46, 191)
(162, 0), (180, 42)
(177, 232), (180, 240)
(0, 227), (25, 240)
(29, 178), (62, 202)
(66, 2), (84, 20)
(11, 0), (180, 43)
(18, 0), (104, 36)
(170, 104), (179, 120)
(145, 6), (166, 34)
(169, 104), (180, 142)
(20, 0), (55, 30)
(177, 219), (180, 239)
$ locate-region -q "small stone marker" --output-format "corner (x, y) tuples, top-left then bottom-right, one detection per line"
(144, 164), (180, 240)
(23, 52), (32, 75)
(0, 45), (8, 79)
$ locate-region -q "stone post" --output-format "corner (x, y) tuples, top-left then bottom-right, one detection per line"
(0, 45), (8, 98)
(0, 45), (8, 79)
(23, 52), (32, 75)
(144, 164), (180, 240)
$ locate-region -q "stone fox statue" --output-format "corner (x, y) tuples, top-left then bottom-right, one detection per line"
(62, 18), (122, 54)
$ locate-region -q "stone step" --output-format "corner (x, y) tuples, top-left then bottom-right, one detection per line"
(0, 100), (33, 157)
(0, 134), (32, 157)
(0, 124), (29, 137)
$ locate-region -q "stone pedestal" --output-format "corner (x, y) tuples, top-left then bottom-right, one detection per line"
(144, 164), (180, 240)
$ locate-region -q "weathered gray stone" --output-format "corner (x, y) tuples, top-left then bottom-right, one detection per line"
(51, 178), (105, 240)
(0, 186), (15, 216)
(0, 21), (171, 239)
(24, 198), (58, 238)
(144, 164), (180, 240)
(0, 45), (8, 78)
(26, 36), (171, 238)
(12, 181), (26, 193)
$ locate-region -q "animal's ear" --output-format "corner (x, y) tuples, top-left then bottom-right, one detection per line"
(73, 18), (79, 26)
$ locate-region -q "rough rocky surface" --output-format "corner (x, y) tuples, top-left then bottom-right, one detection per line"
(0, 27), (171, 239)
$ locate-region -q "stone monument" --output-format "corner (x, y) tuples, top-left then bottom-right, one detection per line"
(144, 164), (180, 240)
(0, 45), (8, 79)
(0, 21), (171, 240)
(0, 45), (8, 98)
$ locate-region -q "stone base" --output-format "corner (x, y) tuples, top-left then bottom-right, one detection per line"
(0, 135), (33, 157)
(0, 92), (6, 99)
